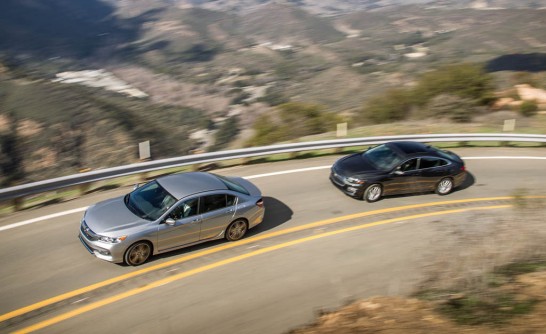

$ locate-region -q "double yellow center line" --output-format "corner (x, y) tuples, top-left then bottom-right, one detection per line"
(3, 196), (540, 333)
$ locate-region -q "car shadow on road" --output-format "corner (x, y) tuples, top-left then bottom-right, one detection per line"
(247, 196), (293, 237)
(458, 171), (476, 191)
(145, 196), (292, 264)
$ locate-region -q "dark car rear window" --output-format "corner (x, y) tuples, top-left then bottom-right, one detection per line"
(430, 147), (459, 161)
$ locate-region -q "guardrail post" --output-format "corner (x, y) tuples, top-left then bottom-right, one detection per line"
(139, 172), (149, 183)
(12, 197), (23, 211)
(78, 183), (91, 195)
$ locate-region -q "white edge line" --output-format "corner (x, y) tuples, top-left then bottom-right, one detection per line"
(1, 156), (545, 232)
(0, 207), (88, 232)
(462, 156), (546, 160)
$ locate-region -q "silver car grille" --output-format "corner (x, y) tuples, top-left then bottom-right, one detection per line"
(81, 220), (99, 241)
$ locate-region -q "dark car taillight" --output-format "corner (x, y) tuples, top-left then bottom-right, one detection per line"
(460, 165), (466, 172)
(256, 198), (264, 208)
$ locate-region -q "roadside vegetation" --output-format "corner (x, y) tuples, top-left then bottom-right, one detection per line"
(290, 195), (546, 333)
(356, 63), (494, 125)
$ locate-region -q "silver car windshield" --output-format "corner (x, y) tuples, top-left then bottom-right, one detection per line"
(125, 181), (177, 221)
(362, 144), (402, 171)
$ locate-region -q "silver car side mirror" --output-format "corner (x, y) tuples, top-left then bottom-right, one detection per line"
(165, 218), (176, 226)
(394, 170), (404, 175)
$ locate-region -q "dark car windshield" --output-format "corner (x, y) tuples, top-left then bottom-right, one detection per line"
(362, 144), (403, 171)
(125, 181), (177, 221)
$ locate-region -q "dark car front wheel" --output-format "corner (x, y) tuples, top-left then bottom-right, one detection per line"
(124, 241), (152, 266)
(225, 219), (248, 241)
(436, 177), (453, 195)
(364, 184), (382, 203)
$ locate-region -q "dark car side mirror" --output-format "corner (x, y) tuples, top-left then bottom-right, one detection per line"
(394, 170), (404, 175)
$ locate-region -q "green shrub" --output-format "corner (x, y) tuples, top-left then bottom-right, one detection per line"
(358, 88), (413, 124)
(519, 100), (538, 117)
(425, 94), (476, 123)
(413, 63), (495, 106)
(247, 102), (341, 146)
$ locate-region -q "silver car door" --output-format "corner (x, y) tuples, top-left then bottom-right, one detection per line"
(157, 197), (201, 252)
(199, 194), (237, 240)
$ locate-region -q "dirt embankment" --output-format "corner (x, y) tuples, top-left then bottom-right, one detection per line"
(291, 271), (546, 334)
(291, 199), (546, 334)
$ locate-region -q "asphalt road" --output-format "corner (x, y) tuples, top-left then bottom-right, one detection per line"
(0, 147), (545, 334)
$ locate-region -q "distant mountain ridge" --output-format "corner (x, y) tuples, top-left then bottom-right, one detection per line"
(107, 0), (546, 16)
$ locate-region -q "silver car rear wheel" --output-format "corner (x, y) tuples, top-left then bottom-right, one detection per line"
(124, 241), (151, 266)
(364, 184), (382, 203)
(225, 219), (248, 241)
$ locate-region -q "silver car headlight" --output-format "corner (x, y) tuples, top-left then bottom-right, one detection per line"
(346, 177), (365, 185)
(98, 235), (127, 244)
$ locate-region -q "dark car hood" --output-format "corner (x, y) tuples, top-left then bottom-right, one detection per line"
(84, 196), (147, 234)
(334, 153), (379, 175)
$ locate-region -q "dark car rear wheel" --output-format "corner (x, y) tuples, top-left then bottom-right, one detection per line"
(124, 241), (152, 266)
(436, 177), (453, 195)
(364, 184), (382, 203)
(225, 219), (248, 241)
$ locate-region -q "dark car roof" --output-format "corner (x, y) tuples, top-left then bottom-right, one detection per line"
(156, 172), (227, 200)
(387, 141), (431, 155)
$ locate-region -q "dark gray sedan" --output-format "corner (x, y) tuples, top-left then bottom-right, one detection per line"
(330, 141), (467, 202)
(79, 172), (265, 265)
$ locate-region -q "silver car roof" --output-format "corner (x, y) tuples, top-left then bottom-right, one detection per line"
(156, 172), (228, 200)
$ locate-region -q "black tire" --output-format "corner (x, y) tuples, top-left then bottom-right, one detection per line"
(225, 219), (248, 241)
(436, 177), (454, 195)
(364, 183), (382, 203)
(124, 241), (152, 266)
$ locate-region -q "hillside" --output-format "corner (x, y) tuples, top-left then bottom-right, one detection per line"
(0, 0), (545, 185)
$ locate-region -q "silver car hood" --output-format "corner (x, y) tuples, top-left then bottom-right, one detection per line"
(84, 196), (148, 234)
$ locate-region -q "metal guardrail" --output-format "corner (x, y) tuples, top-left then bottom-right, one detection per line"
(1, 133), (545, 203)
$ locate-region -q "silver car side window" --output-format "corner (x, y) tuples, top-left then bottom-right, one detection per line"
(170, 198), (199, 220)
(202, 194), (227, 213)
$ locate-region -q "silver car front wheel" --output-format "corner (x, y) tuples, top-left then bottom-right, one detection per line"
(124, 241), (151, 266)
(225, 219), (248, 241)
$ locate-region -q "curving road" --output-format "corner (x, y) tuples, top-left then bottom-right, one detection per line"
(0, 147), (545, 334)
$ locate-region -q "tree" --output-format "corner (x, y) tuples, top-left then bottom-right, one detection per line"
(210, 117), (240, 151)
(0, 115), (24, 186)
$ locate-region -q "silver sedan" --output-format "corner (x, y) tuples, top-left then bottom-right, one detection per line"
(79, 172), (265, 266)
